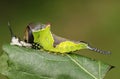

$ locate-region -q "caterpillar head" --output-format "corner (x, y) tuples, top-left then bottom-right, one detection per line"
(24, 23), (48, 43)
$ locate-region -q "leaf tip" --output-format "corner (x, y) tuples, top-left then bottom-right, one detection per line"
(109, 65), (115, 71)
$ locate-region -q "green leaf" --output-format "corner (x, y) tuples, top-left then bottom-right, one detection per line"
(0, 44), (113, 79)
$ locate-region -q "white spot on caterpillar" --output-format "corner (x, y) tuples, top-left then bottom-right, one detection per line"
(10, 37), (32, 47)
(10, 37), (22, 46)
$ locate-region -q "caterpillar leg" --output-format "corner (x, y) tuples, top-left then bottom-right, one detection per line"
(32, 43), (42, 50)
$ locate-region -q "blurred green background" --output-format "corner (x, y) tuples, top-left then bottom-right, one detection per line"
(0, 0), (119, 79)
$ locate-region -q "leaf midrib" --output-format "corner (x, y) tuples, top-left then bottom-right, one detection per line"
(67, 54), (98, 79)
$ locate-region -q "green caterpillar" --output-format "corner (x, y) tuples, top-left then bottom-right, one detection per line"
(9, 22), (111, 54)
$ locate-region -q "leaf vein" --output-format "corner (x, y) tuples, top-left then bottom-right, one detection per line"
(98, 61), (101, 79)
